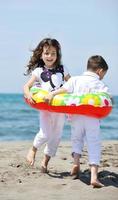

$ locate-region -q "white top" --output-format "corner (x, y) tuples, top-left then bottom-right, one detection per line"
(32, 65), (69, 92)
(63, 71), (110, 95)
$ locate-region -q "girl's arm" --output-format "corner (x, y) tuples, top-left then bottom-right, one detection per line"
(64, 73), (71, 81)
(24, 75), (37, 104)
(44, 73), (71, 104)
(44, 87), (68, 104)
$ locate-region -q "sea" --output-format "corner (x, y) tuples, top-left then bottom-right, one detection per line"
(0, 94), (118, 141)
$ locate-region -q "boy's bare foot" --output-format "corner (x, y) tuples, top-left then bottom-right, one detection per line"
(70, 165), (80, 179)
(91, 180), (104, 188)
(26, 147), (37, 166)
(90, 165), (104, 188)
(41, 165), (48, 173)
(70, 164), (80, 176)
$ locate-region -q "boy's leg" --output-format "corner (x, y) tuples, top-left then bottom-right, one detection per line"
(90, 164), (104, 188)
(85, 117), (104, 187)
(70, 115), (84, 176)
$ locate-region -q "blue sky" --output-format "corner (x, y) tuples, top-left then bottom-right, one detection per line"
(0, 0), (118, 95)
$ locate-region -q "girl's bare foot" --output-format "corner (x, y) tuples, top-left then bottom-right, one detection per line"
(41, 155), (50, 173)
(26, 147), (37, 166)
(91, 180), (104, 188)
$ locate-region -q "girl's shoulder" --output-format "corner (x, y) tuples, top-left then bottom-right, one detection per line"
(32, 67), (43, 76)
(58, 64), (70, 73)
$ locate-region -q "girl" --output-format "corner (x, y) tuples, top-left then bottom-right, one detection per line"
(24, 38), (70, 173)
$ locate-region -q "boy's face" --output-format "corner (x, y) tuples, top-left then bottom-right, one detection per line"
(98, 69), (107, 80)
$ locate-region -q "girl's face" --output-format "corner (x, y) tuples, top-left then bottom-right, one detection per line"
(41, 45), (57, 68)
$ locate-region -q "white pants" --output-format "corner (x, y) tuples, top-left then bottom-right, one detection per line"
(71, 115), (101, 165)
(33, 111), (65, 157)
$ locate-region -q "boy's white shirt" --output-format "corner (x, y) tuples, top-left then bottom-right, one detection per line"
(63, 71), (110, 95)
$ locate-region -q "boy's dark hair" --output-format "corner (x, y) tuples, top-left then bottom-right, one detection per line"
(87, 55), (108, 72)
(25, 38), (62, 75)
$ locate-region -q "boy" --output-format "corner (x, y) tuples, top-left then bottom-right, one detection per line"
(44, 55), (111, 187)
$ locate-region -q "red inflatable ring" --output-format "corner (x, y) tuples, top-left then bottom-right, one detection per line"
(25, 86), (112, 119)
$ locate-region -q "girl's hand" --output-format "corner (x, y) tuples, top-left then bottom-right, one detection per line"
(43, 93), (54, 104)
(25, 93), (35, 104)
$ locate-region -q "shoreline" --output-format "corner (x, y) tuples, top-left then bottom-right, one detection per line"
(0, 140), (118, 200)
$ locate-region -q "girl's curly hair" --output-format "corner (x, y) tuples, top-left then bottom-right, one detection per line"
(25, 38), (62, 75)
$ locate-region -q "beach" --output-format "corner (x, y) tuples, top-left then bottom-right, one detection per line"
(0, 140), (118, 200)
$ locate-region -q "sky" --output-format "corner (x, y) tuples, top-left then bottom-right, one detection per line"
(0, 0), (118, 95)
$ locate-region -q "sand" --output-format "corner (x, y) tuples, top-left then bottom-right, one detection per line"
(0, 140), (118, 200)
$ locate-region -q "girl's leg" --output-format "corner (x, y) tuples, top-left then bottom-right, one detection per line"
(26, 111), (51, 166)
(26, 146), (37, 166)
(33, 111), (52, 148)
(41, 154), (51, 173)
(44, 112), (65, 157)
(41, 112), (65, 172)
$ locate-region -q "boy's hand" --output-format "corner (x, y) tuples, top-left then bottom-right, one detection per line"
(43, 93), (54, 104)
